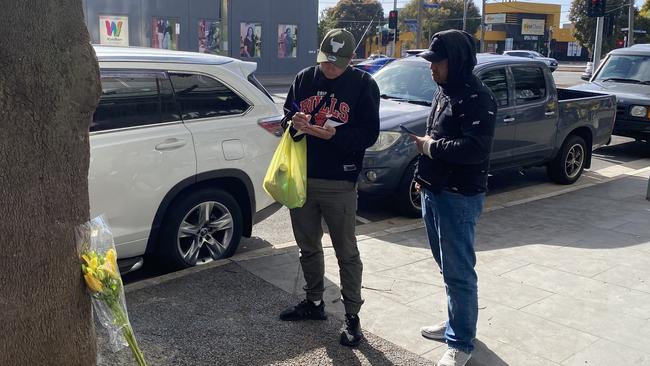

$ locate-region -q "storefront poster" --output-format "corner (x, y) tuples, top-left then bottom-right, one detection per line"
(240, 22), (262, 58)
(485, 14), (506, 24)
(199, 19), (221, 54)
(99, 15), (129, 46)
(505, 38), (513, 51)
(278, 24), (297, 58)
(521, 19), (545, 36)
(152, 17), (180, 50)
(567, 42), (582, 57)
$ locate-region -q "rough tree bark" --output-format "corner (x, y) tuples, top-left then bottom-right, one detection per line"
(0, 1), (101, 364)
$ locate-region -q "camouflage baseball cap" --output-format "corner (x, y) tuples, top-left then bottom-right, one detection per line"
(317, 28), (356, 69)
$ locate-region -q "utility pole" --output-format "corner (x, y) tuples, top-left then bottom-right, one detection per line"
(392, 0), (397, 57)
(476, 0), (485, 53)
(628, 2), (635, 47)
(462, 0), (468, 31)
(593, 16), (604, 71)
(417, 0), (423, 48)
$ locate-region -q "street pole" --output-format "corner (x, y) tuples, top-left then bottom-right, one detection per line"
(547, 27), (553, 57)
(628, 2), (635, 47)
(417, 0), (423, 48)
(481, 0), (485, 53)
(593, 16), (604, 71)
(392, 0), (397, 57)
(462, 0), (468, 31)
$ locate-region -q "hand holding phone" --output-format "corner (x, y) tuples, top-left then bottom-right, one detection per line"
(399, 124), (418, 136)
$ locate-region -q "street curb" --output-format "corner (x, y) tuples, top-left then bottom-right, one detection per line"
(125, 166), (650, 292)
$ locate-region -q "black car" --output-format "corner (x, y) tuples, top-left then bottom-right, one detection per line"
(360, 54), (616, 217)
(571, 44), (650, 142)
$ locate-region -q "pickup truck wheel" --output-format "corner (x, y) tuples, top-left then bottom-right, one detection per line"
(158, 189), (243, 270)
(547, 135), (587, 185)
(395, 161), (422, 218)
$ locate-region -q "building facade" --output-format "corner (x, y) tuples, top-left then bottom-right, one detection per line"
(482, 1), (588, 61)
(82, 0), (318, 75)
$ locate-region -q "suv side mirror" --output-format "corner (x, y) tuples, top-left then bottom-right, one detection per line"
(580, 74), (590, 81)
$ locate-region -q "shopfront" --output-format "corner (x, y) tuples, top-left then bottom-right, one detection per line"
(481, 2), (588, 60)
(82, 0), (318, 75)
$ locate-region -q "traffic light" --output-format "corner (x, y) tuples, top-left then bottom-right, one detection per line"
(604, 16), (614, 36)
(388, 10), (398, 29)
(586, 0), (606, 17)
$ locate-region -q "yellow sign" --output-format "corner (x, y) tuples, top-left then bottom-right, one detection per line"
(485, 14), (506, 24)
(521, 19), (545, 36)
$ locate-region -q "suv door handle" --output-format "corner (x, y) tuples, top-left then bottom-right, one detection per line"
(503, 117), (515, 123)
(544, 111), (556, 116)
(155, 138), (187, 151)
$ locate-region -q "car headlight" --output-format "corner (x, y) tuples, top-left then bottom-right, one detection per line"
(367, 131), (401, 152)
(630, 105), (648, 118)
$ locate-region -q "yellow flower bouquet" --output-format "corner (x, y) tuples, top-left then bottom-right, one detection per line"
(78, 216), (146, 366)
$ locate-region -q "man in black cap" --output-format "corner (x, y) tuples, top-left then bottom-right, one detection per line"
(409, 30), (497, 366)
(277, 28), (380, 348)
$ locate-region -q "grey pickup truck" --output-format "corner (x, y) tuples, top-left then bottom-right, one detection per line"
(359, 54), (617, 217)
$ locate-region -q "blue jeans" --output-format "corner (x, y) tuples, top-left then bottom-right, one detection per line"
(421, 188), (485, 354)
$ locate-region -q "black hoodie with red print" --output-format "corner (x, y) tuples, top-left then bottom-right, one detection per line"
(281, 65), (380, 182)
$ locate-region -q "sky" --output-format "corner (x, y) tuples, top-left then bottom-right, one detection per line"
(318, 0), (646, 26)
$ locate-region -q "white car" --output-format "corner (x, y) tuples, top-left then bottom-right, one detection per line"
(503, 50), (559, 71)
(90, 46), (283, 272)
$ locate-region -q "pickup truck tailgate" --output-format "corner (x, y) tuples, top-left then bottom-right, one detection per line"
(557, 88), (617, 149)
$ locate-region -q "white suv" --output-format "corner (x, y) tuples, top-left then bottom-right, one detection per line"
(89, 46), (283, 272)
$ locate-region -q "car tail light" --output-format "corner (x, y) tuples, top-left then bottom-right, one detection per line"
(258, 115), (284, 137)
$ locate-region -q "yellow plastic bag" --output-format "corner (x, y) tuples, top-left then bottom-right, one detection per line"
(263, 128), (307, 209)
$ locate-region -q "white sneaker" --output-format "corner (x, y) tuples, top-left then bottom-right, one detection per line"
(437, 347), (471, 366)
(420, 320), (447, 341)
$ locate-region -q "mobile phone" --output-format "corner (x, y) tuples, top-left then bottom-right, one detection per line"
(399, 124), (418, 136)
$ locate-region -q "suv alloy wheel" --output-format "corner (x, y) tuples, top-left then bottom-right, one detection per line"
(158, 188), (243, 269)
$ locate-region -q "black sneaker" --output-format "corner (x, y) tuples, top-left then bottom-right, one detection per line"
(340, 313), (363, 347)
(279, 299), (327, 321)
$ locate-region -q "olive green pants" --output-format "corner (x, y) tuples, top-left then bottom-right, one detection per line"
(289, 178), (364, 315)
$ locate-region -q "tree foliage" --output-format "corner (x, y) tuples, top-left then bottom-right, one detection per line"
(399, 0), (481, 47)
(570, 0), (638, 55)
(318, 0), (385, 49)
(641, 0), (650, 17)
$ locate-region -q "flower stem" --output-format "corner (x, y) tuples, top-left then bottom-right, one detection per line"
(109, 301), (147, 366)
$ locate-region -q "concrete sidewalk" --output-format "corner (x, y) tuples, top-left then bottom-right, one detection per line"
(102, 172), (650, 365)
(237, 172), (650, 365)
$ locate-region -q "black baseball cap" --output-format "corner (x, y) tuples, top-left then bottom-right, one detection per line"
(417, 37), (448, 63)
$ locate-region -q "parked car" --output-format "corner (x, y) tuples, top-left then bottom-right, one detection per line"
(360, 54), (616, 217)
(503, 50), (559, 72)
(354, 57), (396, 74)
(582, 61), (593, 80)
(572, 44), (650, 141)
(90, 46), (283, 272)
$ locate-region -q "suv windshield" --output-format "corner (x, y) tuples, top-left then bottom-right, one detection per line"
(595, 54), (650, 83)
(373, 61), (437, 104)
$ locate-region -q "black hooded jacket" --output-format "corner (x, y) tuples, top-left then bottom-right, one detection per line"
(414, 30), (497, 195)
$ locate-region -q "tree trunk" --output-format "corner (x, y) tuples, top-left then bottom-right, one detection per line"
(0, 1), (101, 364)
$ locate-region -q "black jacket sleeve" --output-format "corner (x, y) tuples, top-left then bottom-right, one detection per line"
(429, 90), (497, 164)
(329, 75), (381, 154)
(281, 74), (305, 141)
